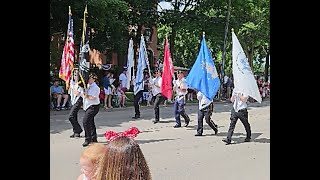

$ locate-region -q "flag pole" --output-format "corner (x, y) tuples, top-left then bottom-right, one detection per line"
(79, 4), (88, 91)
(131, 38), (135, 78)
(68, 6), (73, 73)
(165, 35), (175, 101)
(143, 35), (152, 78)
(220, 0), (232, 100)
(64, 6), (72, 55)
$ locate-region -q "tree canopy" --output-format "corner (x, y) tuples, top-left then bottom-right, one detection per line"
(50, 0), (269, 78)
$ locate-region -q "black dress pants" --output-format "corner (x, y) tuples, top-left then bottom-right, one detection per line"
(197, 104), (217, 134)
(68, 97), (83, 134)
(83, 104), (100, 142)
(226, 108), (251, 141)
(133, 90), (143, 117)
(153, 93), (163, 121)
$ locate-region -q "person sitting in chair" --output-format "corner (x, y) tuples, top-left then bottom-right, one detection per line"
(50, 80), (69, 110)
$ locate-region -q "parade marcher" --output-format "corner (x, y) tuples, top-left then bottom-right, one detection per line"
(132, 73), (147, 119)
(142, 73), (151, 106)
(82, 73), (100, 147)
(195, 91), (218, 136)
(149, 69), (163, 124)
(222, 91), (251, 145)
(68, 69), (85, 138)
(173, 71), (190, 128)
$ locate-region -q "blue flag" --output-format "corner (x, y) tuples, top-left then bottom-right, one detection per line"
(186, 35), (220, 101)
(134, 36), (147, 95)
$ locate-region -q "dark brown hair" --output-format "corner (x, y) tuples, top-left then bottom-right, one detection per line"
(94, 136), (152, 180)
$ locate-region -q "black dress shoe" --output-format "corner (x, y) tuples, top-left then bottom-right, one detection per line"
(173, 124), (181, 128)
(82, 141), (91, 147)
(70, 133), (81, 138)
(244, 138), (251, 142)
(132, 116), (140, 119)
(153, 120), (159, 124)
(222, 139), (231, 145)
(195, 133), (202, 136)
(184, 122), (189, 127)
(214, 129), (218, 135)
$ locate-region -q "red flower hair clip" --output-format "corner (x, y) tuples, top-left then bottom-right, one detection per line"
(104, 127), (140, 141)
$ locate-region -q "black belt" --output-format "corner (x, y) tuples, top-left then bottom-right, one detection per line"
(238, 108), (247, 112)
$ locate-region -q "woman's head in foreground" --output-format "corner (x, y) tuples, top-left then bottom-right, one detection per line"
(94, 136), (151, 180)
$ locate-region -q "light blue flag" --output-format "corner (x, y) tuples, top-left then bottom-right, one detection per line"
(186, 35), (221, 101)
(134, 36), (147, 95)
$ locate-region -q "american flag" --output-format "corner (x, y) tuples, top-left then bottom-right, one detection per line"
(59, 6), (74, 90)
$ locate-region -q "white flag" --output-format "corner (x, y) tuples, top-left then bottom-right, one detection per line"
(126, 39), (134, 89)
(134, 36), (147, 95)
(232, 31), (262, 103)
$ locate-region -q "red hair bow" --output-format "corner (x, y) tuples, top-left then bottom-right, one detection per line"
(104, 127), (140, 141)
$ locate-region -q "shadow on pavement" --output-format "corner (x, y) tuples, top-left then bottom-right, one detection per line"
(50, 100), (269, 135)
(88, 138), (177, 145)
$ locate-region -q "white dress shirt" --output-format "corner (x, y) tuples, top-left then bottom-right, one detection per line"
(83, 82), (100, 111)
(173, 78), (188, 100)
(233, 92), (248, 112)
(69, 80), (84, 105)
(150, 76), (162, 96)
(197, 91), (212, 110)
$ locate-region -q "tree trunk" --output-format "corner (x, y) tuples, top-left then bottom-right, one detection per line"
(248, 46), (254, 72)
(170, 0), (179, 66)
(170, 27), (176, 64)
(264, 51), (269, 82)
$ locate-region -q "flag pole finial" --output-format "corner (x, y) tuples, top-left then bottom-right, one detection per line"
(84, 5), (88, 14)
(69, 6), (72, 15)
(231, 28), (234, 32)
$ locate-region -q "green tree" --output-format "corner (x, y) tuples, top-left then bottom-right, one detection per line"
(229, 0), (270, 73)
(157, 0), (269, 76)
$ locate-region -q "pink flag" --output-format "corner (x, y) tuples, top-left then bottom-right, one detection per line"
(161, 37), (174, 99)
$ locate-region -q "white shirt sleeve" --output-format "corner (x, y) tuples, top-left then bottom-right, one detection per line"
(158, 78), (162, 87)
(197, 91), (203, 100)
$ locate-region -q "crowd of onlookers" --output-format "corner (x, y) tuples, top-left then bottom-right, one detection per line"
(50, 70), (270, 111)
(50, 68), (127, 111)
(50, 67), (153, 111)
(257, 77), (270, 100)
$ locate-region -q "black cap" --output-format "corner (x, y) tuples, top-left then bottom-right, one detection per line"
(155, 67), (162, 73)
(89, 73), (98, 80)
